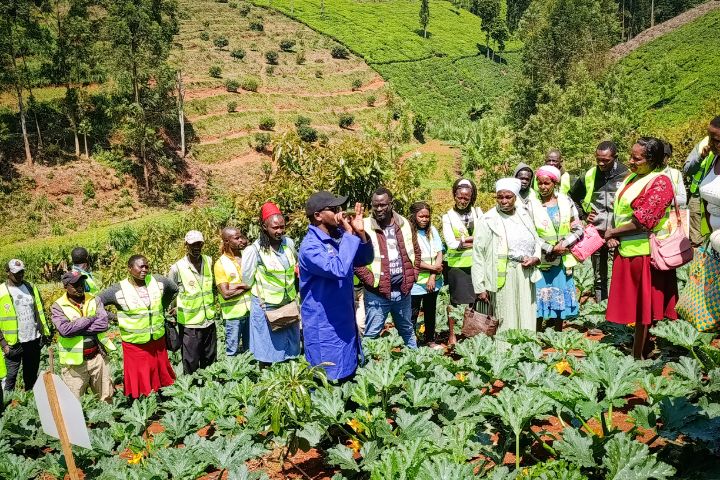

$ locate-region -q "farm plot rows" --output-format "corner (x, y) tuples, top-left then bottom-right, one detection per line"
(1, 303), (719, 479)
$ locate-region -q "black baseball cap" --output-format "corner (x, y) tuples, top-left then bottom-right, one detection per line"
(305, 191), (348, 217)
(61, 270), (87, 286)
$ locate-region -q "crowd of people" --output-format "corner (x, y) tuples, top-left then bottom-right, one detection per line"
(2, 117), (720, 405)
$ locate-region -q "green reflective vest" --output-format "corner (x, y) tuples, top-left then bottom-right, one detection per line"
(72, 267), (100, 295)
(688, 139), (715, 236)
(581, 167), (597, 213)
(534, 171), (571, 195)
(416, 228), (441, 285)
(117, 276), (164, 344)
(496, 225), (509, 290)
(445, 207), (483, 268)
(0, 282), (50, 346)
(175, 255), (216, 326)
(215, 254), (250, 320)
(251, 243), (297, 305)
(530, 193), (578, 269)
(365, 215), (416, 288)
(0, 349), (5, 378)
(614, 171), (672, 257)
(54, 293), (116, 366)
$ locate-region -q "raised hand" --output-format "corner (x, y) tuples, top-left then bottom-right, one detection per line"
(350, 202), (367, 240)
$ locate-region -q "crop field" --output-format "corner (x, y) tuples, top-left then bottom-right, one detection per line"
(2, 280), (719, 479)
(176, 0), (391, 166)
(616, 7), (720, 134)
(247, 0), (522, 121)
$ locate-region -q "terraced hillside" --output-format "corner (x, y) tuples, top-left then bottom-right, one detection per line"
(176, 0), (391, 173)
(248, 0), (522, 122)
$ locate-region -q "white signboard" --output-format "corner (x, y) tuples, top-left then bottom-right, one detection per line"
(33, 373), (92, 449)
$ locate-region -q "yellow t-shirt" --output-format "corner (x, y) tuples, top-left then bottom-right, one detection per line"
(213, 253), (243, 285)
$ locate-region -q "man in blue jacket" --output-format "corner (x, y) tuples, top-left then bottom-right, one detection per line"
(299, 191), (373, 382)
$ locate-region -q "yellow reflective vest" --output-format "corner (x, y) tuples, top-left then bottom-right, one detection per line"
(364, 215), (416, 288)
(529, 193), (578, 269)
(117, 276), (165, 344)
(251, 242), (298, 306)
(174, 255), (216, 326)
(444, 207), (483, 268)
(416, 227), (442, 285)
(215, 254), (251, 319)
(614, 171), (672, 257)
(54, 293), (116, 366)
(0, 282), (50, 346)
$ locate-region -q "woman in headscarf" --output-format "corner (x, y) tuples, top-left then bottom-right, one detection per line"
(442, 179), (482, 342)
(471, 178), (542, 334)
(98, 255), (178, 398)
(529, 166), (583, 331)
(241, 202), (301, 364)
(605, 137), (678, 359)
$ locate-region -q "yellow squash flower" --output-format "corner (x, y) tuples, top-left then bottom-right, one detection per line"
(347, 438), (362, 454)
(127, 451), (144, 465)
(455, 372), (466, 382)
(347, 418), (364, 433)
(554, 360), (572, 375)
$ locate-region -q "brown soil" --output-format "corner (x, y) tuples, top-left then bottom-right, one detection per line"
(610, 0), (720, 60)
(245, 448), (336, 480)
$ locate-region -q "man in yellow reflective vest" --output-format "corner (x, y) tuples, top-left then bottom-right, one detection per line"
(71, 247), (101, 295)
(50, 270), (115, 402)
(683, 116), (720, 246)
(168, 230), (217, 374)
(354, 188), (420, 348)
(214, 227), (251, 356)
(1, 259), (51, 394)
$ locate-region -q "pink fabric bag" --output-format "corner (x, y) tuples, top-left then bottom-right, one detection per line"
(650, 194), (694, 270)
(570, 223), (605, 262)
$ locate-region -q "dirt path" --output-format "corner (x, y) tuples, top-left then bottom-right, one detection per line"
(610, 0), (720, 60)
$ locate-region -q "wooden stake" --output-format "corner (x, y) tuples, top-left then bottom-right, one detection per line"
(44, 347), (80, 480)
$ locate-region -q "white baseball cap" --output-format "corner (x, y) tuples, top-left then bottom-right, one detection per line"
(185, 230), (204, 244)
(7, 259), (25, 274)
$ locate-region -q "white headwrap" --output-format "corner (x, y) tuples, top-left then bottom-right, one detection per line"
(495, 178), (521, 197)
(457, 179), (473, 188)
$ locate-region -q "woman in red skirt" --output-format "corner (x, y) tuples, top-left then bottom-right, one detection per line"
(98, 255), (178, 397)
(604, 137), (678, 359)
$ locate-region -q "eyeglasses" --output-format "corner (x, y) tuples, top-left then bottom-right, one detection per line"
(319, 206), (342, 213)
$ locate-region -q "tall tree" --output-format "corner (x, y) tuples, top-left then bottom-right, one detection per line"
(419, 0), (430, 38)
(472, 0), (502, 57)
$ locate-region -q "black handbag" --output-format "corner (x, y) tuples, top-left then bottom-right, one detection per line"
(164, 318), (181, 352)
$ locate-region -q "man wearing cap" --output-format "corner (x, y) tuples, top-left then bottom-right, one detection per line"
(354, 187), (421, 348)
(51, 270), (115, 402)
(70, 247), (101, 295)
(0, 259), (51, 394)
(299, 192), (373, 381)
(168, 230), (217, 374)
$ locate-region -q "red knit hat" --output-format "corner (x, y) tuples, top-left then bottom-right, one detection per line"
(261, 202), (282, 221)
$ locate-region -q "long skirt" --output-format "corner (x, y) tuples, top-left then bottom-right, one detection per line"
(536, 266), (579, 320)
(447, 266), (475, 305)
(249, 296), (301, 363)
(488, 262), (537, 334)
(606, 253), (678, 326)
(122, 337), (175, 398)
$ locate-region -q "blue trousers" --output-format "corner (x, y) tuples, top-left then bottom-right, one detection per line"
(225, 315), (250, 356)
(363, 290), (417, 348)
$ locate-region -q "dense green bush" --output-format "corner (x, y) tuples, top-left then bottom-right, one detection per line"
(200, 31), (210, 41)
(294, 116), (311, 128)
(249, 19), (264, 31)
(240, 76), (260, 92)
(366, 94), (377, 107)
(351, 78), (362, 91)
(279, 39), (296, 51)
(225, 79), (240, 92)
(227, 101), (238, 113)
(231, 48), (246, 60)
(259, 116), (276, 131)
(296, 124), (318, 143)
(238, 3), (251, 15)
(251, 132), (272, 152)
(214, 36), (229, 49)
(82, 180), (96, 200)
(338, 113), (354, 129)
(330, 45), (349, 59)
(265, 50), (279, 65)
(209, 65), (222, 78)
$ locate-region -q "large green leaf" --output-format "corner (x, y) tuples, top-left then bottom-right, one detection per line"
(326, 444), (360, 472)
(650, 320), (701, 350)
(602, 432), (676, 480)
(415, 456), (477, 480)
(553, 427), (597, 468)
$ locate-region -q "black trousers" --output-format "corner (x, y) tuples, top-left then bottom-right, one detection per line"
(411, 291), (439, 343)
(178, 323), (217, 375)
(4, 338), (42, 392)
(591, 244), (610, 301)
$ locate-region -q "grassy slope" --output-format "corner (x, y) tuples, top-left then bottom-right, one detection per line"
(616, 7), (720, 133)
(248, 0), (521, 121)
(176, 0), (391, 164)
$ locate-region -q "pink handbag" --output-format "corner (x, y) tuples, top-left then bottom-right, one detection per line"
(650, 195), (694, 270)
(570, 223), (605, 262)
